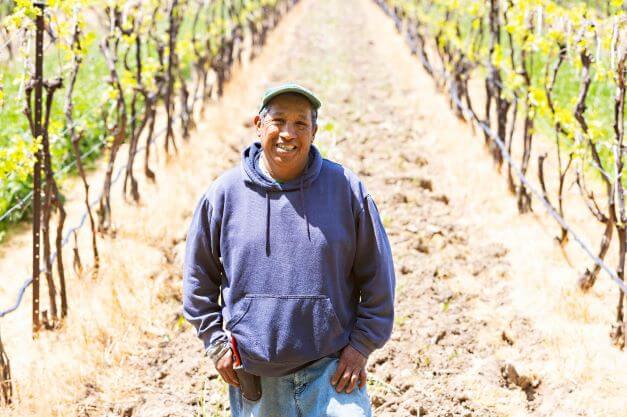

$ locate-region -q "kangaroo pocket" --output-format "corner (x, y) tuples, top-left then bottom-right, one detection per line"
(228, 294), (345, 365)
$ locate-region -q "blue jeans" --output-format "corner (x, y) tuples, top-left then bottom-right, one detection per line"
(229, 355), (372, 417)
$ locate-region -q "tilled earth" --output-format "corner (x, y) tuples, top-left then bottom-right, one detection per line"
(75, 0), (559, 416)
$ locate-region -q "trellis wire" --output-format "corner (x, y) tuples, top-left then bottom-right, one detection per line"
(0, 110), (142, 224)
(0, 114), (172, 318)
(397, 12), (627, 295)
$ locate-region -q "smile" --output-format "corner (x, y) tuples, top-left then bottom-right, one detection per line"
(277, 144), (297, 152)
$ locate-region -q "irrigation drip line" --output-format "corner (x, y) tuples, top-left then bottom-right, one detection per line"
(0, 91), (201, 319)
(404, 26), (627, 295)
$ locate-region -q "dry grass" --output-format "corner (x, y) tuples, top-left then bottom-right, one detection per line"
(365, 1), (627, 413)
(0, 157), (192, 416)
(1, 0), (626, 415)
(0, 2), (309, 414)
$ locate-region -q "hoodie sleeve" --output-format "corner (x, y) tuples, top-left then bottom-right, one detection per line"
(182, 192), (228, 353)
(349, 193), (396, 358)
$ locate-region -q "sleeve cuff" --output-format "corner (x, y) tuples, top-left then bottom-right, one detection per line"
(206, 339), (231, 365)
(202, 332), (228, 354)
(349, 332), (377, 358)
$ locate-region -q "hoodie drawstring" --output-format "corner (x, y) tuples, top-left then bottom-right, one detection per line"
(299, 175), (311, 241)
(265, 190), (271, 256)
(264, 178), (311, 257)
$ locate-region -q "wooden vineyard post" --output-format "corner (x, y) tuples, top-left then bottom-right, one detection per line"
(611, 34), (627, 349)
(0, 329), (11, 405)
(164, 0), (179, 155)
(32, 0), (46, 335)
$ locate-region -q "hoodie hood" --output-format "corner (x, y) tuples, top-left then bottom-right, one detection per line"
(240, 141), (323, 255)
(241, 141), (323, 191)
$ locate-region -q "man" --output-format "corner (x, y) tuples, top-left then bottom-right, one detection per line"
(183, 83), (395, 416)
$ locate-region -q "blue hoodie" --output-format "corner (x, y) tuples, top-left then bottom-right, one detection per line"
(182, 142), (395, 377)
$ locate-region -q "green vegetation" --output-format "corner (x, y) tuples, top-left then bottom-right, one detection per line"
(378, 0), (627, 344)
(0, 0), (279, 238)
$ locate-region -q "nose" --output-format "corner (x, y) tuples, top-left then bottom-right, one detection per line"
(279, 122), (298, 140)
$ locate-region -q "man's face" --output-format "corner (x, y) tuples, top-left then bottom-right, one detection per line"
(254, 93), (317, 175)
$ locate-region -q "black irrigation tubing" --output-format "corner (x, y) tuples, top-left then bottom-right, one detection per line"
(0, 89), (208, 319)
(399, 20), (627, 295)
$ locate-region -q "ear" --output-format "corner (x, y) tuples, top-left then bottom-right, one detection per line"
(311, 125), (318, 143)
(254, 114), (262, 137)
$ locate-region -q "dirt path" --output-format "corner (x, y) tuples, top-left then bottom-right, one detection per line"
(79, 0), (627, 416)
(3, 0), (626, 416)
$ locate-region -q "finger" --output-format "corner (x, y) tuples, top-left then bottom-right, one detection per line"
(335, 367), (353, 393)
(215, 351), (232, 371)
(217, 357), (240, 387)
(225, 366), (241, 387)
(218, 368), (237, 386)
(331, 360), (347, 385)
(215, 358), (233, 384)
(346, 370), (359, 394)
(221, 353), (241, 387)
(358, 369), (367, 389)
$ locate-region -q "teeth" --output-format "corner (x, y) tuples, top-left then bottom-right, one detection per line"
(277, 144), (296, 151)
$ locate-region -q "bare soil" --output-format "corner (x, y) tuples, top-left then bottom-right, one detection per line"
(1, 0), (626, 416)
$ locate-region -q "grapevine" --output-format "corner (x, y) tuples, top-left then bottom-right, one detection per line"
(375, 0), (627, 348)
(0, 0), (299, 405)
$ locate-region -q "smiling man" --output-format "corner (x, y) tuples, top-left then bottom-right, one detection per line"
(183, 83), (396, 417)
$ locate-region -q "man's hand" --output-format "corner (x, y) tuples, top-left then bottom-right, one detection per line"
(331, 344), (368, 394)
(215, 349), (240, 387)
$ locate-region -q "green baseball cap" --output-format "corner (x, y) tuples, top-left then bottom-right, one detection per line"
(259, 83), (322, 113)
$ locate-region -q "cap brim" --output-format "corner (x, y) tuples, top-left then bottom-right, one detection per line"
(260, 86), (321, 112)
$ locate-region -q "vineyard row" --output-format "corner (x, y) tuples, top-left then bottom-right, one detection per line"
(374, 0), (627, 348)
(0, 0), (299, 407)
